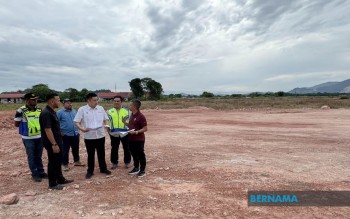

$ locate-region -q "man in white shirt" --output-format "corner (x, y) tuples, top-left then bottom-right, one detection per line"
(74, 93), (111, 179)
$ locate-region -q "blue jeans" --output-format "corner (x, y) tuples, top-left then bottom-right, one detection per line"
(22, 138), (45, 177)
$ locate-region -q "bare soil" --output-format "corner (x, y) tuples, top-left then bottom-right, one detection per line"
(0, 108), (349, 218)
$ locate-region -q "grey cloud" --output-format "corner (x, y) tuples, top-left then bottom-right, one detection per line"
(242, 0), (303, 36)
(0, 0), (349, 94)
(145, 1), (204, 52)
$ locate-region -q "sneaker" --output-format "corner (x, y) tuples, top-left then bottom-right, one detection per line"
(49, 184), (64, 190)
(128, 168), (140, 175)
(101, 169), (111, 175)
(58, 179), (74, 184)
(125, 163), (130, 168)
(39, 173), (48, 179)
(32, 176), (42, 182)
(74, 161), (85, 166)
(62, 165), (70, 172)
(137, 171), (146, 178)
(111, 163), (118, 170)
(85, 172), (94, 179)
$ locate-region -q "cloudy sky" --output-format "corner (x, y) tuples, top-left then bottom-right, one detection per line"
(1, 0), (350, 94)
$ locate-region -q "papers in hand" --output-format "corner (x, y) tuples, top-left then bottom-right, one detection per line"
(119, 131), (129, 138)
(110, 129), (134, 138)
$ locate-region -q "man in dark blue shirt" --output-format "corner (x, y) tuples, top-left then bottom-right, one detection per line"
(57, 99), (85, 171)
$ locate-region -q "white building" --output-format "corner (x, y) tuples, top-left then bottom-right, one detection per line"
(0, 93), (24, 104)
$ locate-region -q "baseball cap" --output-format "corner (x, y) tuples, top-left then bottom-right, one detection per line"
(62, 98), (71, 103)
(23, 93), (38, 100)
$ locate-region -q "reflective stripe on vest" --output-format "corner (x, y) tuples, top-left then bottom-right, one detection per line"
(23, 107), (41, 137)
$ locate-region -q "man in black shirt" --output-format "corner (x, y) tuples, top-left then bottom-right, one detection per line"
(39, 93), (73, 190)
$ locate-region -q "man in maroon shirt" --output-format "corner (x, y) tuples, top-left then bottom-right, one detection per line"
(123, 99), (148, 177)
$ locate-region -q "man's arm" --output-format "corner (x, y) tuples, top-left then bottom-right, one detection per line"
(73, 107), (89, 132)
(14, 108), (22, 127)
(14, 121), (20, 127)
(122, 116), (129, 126)
(44, 128), (60, 153)
(75, 122), (90, 133)
(129, 126), (147, 135)
(129, 114), (147, 135)
(102, 110), (110, 130)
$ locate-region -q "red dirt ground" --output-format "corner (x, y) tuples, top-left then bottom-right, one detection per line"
(0, 108), (349, 218)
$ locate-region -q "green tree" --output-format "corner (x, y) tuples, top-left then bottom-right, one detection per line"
(248, 92), (262, 97)
(231, 94), (242, 98)
(129, 78), (144, 98)
(78, 88), (90, 102)
(26, 84), (54, 101)
(200, 91), (214, 98)
(144, 79), (163, 100)
(276, 91), (285, 97)
(93, 89), (111, 93)
(60, 88), (80, 101)
(129, 77), (164, 100)
(140, 77), (152, 93)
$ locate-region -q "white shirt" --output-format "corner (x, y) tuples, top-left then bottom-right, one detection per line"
(74, 104), (109, 139)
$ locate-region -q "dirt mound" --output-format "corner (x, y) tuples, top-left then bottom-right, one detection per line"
(0, 111), (15, 130)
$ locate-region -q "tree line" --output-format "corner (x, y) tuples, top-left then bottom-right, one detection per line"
(4, 81), (349, 102)
(8, 77), (164, 102)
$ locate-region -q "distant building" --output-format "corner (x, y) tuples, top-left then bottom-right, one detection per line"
(0, 93), (24, 104)
(97, 92), (133, 102)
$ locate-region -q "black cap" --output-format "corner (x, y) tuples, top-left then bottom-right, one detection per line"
(23, 93), (38, 100)
(62, 98), (71, 103)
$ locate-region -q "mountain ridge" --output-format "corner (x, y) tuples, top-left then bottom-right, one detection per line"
(289, 79), (350, 94)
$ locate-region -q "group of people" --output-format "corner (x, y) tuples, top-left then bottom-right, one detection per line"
(14, 92), (148, 190)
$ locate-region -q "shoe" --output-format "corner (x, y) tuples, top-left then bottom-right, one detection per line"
(128, 168), (140, 175)
(58, 179), (74, 184)
(74, 161), (85, 166)
(39, 173), (48, 179)
(62, 165), (70, 171)
(111, 163), (118, 170)
(137, 171), (146, 178)
(49, 184), (64, 190)
(101, 169), (111, 175)
(85, 172), (94, 179)
(32, 176), (42, 182)
(125, 163), (130, 168)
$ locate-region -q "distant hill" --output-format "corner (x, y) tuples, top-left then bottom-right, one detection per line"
(289, 79), (350, 94)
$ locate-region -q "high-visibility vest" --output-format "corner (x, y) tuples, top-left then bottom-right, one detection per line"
(19, 106), (41, 137)
(107, 107), (129, 132)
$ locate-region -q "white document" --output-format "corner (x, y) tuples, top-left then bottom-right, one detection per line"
(110, 129), (134, 138)
(119, 131), (129, 138)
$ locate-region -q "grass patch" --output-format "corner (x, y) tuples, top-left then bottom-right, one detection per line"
(1, 96), (350, 112)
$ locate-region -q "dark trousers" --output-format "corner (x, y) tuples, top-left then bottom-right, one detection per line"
(84, 137), (107, 174)
(45, 145), (65, 187)
(110, 135), (131, 165)
(22, 138), (45, 177)
(62, 135), (80, 165)
(129, 141), (146, 171)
